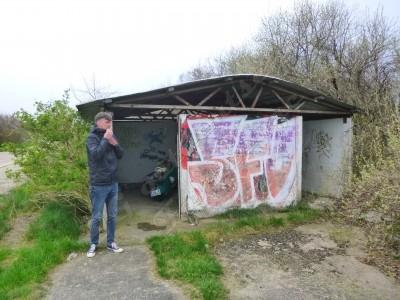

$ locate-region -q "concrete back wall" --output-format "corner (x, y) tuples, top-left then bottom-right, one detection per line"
(113, 121), (177, 183)
(302, 118), (352, 197)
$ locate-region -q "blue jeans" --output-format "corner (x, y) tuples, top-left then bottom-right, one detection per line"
(89, 183), (118, 246)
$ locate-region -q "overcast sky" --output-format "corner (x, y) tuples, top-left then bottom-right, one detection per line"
(0, 0), (398, 114)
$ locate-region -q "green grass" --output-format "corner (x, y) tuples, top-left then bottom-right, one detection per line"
(0, 185), (31, 240)
(0, 202), (86, 299)
(148, 231), (226, 300)
(148, 201), (321, 299)
(0, 249), (11, 263)
(287, 208), (321, 224)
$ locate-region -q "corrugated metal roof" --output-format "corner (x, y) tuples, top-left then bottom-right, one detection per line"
(76, 74), (360, 121)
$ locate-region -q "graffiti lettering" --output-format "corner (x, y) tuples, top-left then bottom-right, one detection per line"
(180, 115), (301, 215)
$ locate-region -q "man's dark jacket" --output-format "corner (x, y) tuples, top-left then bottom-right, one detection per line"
(86, 126), (124, 186)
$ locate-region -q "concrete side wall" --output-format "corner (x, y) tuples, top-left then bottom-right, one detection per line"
(113, 121), (177, 183)
(302, 118), (352, 197)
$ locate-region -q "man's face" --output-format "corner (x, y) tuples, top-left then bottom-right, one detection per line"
(96, 118), (112, 130)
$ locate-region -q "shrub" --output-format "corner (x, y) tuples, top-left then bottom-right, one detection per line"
(7, 91), (90, 214)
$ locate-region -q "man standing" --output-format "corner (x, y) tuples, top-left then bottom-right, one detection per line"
(86, 112), (124, 258)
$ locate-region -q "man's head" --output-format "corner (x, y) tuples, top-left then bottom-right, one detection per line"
(94, 112), (113, 130)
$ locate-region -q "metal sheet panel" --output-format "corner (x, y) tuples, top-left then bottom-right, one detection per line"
(179, 114), (302, 217)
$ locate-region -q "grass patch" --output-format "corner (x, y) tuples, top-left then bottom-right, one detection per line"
(148, 202), (321, 299)
(0, 185), (31, 240)
(0, 248), (11, 263)
(148, 231), (226, 300)
(0, 202), (86, 299)
(287, 208), (321, 224)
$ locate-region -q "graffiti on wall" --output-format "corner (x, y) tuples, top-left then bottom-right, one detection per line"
(140, 128), (169, 162)
(179, 115), (302, 215)
(304, 129), (332, 159)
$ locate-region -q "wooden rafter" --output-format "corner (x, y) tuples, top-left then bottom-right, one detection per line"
(197, 87), (221, 106)
(240, 81), (259, 99)
(174, 95), (191, 106)
(251, 87), (263, 108)
(265, 83), (347, 112)
(232, 86), (246, 108)
(272, 89), (291, 109)
(115, 80), (242, 104)
(294, 100), (306, 110)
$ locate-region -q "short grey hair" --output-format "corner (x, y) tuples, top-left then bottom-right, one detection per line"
(94, 112), (112, 123)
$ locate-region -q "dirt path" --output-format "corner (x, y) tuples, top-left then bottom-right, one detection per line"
(0, 152), (20, 194)
(0, 212), (38, 248)
(214, 222), (400, 299)
(0, 152), (35, 249)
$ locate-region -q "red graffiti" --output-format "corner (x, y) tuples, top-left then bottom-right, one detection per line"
(180, 115), (299, 213)
(236, 154), (263, 203)
(188, 159), (239, 207)
(266, 158), (293, 198)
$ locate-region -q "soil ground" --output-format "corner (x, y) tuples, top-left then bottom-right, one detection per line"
(0, 152), (20, 194)
(214, 222), (400, 299)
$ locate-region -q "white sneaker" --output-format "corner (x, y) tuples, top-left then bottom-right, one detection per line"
(107, 242), (124, 253)
(87, 244), (96, 258)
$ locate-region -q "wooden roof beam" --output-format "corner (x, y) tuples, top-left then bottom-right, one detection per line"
(115, 80), (242, 104)
(174, 95), (191, 106)
(197, 87), (221, 106)
(232, 86), (246, 108)
(294, 100), (306, 110)
(251, 87), (263, 108)
(265, 82), (348, 112)
(110, 103), (352, 116)
(272, 89), (291, 109)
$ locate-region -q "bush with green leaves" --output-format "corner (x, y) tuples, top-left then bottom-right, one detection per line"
(7, 91), (91, 214)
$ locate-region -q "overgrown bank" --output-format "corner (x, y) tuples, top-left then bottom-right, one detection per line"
(0, 94), (91, 299)
(0, 201), (86, 299)
(339, 123), (400, 278)
(6, 94), (91, 214)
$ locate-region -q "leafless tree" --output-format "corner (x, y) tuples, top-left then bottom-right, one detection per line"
(71, 74), (117, 103)
(0, 114), (25, 143)
(180, 0), (400, 170)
